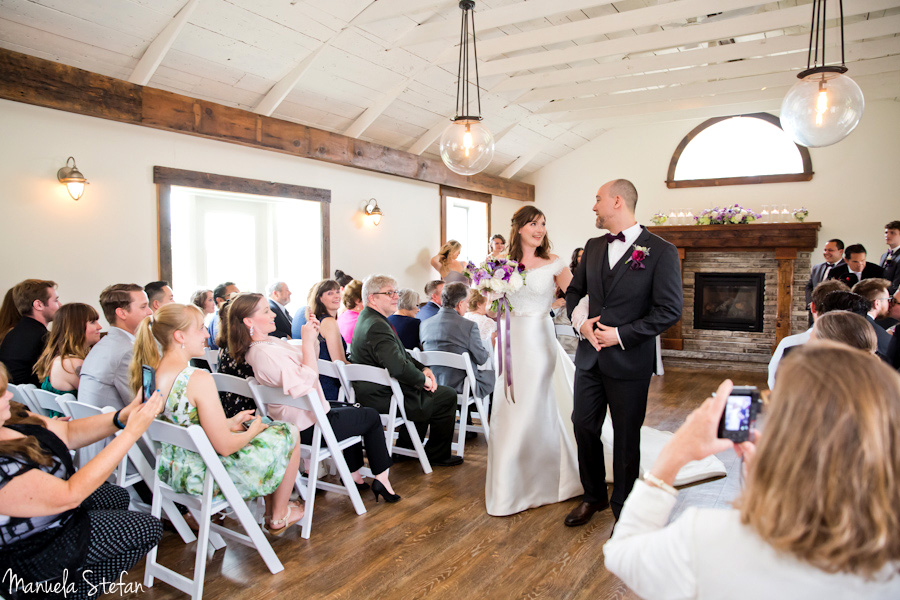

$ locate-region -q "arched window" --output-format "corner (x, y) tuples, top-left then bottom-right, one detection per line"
(666, 113), (813, 189)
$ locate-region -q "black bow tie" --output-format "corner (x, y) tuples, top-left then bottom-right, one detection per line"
(604, 232), (626, 243)
(825, 263), (834, 268)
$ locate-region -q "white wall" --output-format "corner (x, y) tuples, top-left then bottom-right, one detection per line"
(527, 100), (900, 266)
(0, 99), (524, 323)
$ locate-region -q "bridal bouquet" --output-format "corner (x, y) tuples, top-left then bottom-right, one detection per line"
(464, 257), (526, 311)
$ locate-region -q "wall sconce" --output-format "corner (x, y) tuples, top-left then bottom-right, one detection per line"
(364, 198), (383, 226)
(57, 156), (88, 200)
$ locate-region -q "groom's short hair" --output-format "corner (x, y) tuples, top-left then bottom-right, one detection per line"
(610, 179), (638, 212)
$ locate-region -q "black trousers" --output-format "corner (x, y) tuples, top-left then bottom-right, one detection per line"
(573, 365), (651, 518)
(396, 385), (458, 461)
(299, 405), (392, 475)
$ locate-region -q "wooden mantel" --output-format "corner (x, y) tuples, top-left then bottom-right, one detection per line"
(648, 222), (821, 350)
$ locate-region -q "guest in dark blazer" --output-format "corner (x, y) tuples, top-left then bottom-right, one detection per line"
(415, 280), (444, 322)
(805, 239), (845, 326)
(828, 243), (883, 287)
(851, 278), (894, 362)
(206, 281), (239, 350)
(880, 220), (900, 295)
(266, 281), (293, 339)
(350, 275), (462, 467)
(388, 289), (421, 350)
(0, 279), (60, 385)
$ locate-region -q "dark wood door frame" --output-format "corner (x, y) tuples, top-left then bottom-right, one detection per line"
(439, 185), (492, 249)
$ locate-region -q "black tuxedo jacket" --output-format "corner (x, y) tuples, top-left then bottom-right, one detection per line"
(268, 300), (292, 339)
(805, 259), (844, 306)
(566, 227), (682, 379)
(827, 262), (884, 288)
(866, 315), (893, 362)
(880, 248), (900, 294)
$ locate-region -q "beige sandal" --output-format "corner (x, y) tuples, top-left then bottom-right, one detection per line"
(265, 501), (303, 536)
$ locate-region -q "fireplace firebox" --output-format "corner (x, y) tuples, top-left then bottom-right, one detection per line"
(693, 273), (765, 333)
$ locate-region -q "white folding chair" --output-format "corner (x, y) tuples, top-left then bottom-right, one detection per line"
(210, 372), (265, 415)
(247, 381), (367, 539)
(203, 348), (219, 373)
(317, 358), (349, 404)
(8, 383), (40, 414)
(29, 388), (74, 418)
(63, 399), (198, 545)
(554, 323), (578, 361)
(143, 420), (284, 600)
(337, 363), (432, 474)
(416, 350), (490, 458)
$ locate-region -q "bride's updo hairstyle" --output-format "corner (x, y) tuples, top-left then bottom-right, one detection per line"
(508, 205), (551, 262)
(737, 341), (900, 577)
(130, 303), (204, 393)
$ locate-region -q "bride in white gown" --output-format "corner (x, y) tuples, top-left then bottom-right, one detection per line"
(485, 207), (724, 517)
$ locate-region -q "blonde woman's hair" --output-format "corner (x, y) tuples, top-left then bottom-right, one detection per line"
(0, 363), (54, 467)
(813, 311), (878, 354)
(467, 289), (487, 312)
(129, 303), (204, 393)
(737, 341), (900, 577)
(33, 303), (100, 381)
(437, 240), (462, 267)
(341, 280), (363, 311)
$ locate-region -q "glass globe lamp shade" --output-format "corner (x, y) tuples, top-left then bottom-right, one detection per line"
(780, 71), (864, 148)
(440, 118), (495, 176)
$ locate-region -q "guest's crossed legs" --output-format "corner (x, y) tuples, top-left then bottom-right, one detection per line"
(573, 366), (650, 518)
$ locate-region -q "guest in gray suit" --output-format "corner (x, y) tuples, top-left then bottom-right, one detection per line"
(80, 284), (152, 410)
(805, 238), (844, 327)
(420, 282), (495, 399)
(880, 220), (900, 295)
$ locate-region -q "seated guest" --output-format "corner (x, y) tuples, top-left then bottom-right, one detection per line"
(144, 280), (174, 313)
(80, 284), (152, 410)
(886, 287), (900, 370)
(291, 269), (354, 339)
(604, 342), (900, 598)
(416, 280), (444, 322)
(337, 279), (364, 346)
(231, 293), (400, 501)
(207, 281), (239, 350)
(351, 275), (462, 467)
(266, 281), (293, 339)
(0, 279), (60, 385)
(307, 280), (348, 400)
(882, 220), (900, 295)
(569, 247), (584, 272)
(388, 289), (421, 350)
(190, 288), (215, 317)
(464, 289), (497, 347)
(130, 303), (304, 532)
(818, 289), (872, 317)
(768, 279), (848, 388)
(33, 303), (103, 396)
(851, 278), (893, 360)
(214, 297), (256, 417)
(828, 243), (884, 286)
(811, 311), (878, 354)
(0, 363), (164, 599)
(334, 269), (355, 289)
(420, 282), (495, 399)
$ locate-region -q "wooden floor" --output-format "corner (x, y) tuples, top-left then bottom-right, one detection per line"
(114, 367), (767, 600)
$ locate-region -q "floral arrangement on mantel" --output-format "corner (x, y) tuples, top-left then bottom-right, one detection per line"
(793, 207), (809, 222)
(694, 204), (761, 225)
(650, 212), (668, 225)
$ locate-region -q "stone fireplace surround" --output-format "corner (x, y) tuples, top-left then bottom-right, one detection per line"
(647, 222), (820, 372)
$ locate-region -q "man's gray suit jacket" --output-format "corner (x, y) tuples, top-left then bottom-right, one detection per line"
(79, 326), (136, 410)
(420, 307), (495, 398)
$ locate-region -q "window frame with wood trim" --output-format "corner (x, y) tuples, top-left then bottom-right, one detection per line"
(440, 185), (492, 265)
(666, 113), (814, 189)
(154, 166), (331, 299)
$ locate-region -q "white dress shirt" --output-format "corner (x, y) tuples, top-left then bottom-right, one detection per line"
(767, 328), (812, 389)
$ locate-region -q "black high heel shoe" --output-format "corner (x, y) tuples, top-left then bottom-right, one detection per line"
(355, 481), (370, 491)
(371, 479), (401, 503)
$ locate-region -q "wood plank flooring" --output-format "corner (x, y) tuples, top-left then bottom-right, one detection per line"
(113, 367), (767, 600)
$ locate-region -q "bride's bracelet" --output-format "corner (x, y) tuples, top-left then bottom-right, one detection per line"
(643, 472), (678, 497)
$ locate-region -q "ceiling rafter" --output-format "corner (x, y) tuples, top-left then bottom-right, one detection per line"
(499, 147), (542, 179)
(352, 0), (455, 26)
(478, 0), (896, 76)
(128, 0), (200, 86)
(407, 117), (451, 155)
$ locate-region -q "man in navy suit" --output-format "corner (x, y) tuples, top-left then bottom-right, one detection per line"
(880, 220), (900, 295)
(565, 179), (682, 525)
(828, 244), (883, 287)
(805, 239), (845, 326)
(415, 280), (444, 322)
(266, 281), (293, 339)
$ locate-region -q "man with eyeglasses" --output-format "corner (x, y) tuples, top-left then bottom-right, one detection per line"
(851, 278), (893, 362)
(350, 274), (463, 467)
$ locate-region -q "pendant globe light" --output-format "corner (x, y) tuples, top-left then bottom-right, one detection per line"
(440, 1), (495, 176)
(780, 0), (864, 148)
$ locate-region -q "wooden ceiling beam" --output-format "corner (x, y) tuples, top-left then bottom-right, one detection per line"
(352, 0), (455, 26)
(0, 48), (533, 201)
(499, 148), (542, 180)
(479, 0), (896, 76)
(407, 117), (451, 155)
(128, 0), (200, 86)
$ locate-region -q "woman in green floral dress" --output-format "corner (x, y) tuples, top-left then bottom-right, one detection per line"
(129, 303), (304, 534)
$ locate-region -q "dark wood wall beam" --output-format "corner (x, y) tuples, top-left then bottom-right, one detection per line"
(0, 48), (535, 203)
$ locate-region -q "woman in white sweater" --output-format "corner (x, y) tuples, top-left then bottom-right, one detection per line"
(604, 341), (900, 599)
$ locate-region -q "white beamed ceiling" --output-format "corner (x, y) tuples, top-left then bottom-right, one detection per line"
(1, 0), (898, 183)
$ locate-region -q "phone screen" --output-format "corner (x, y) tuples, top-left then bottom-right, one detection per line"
(141, 365), (155, 402)
(723, 394), (752, 435)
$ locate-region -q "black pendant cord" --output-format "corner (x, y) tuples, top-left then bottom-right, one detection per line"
(452, 2), (482, 121)
(800, 0), (847, 78)
(471, 7), (482, 118)
(839, 0), (845, 66)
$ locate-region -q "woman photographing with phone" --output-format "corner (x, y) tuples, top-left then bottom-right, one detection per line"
(604, 341), (900, 598)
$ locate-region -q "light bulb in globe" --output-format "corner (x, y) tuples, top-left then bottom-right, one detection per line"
(781, 70), (864, 148)
(440, 118), (495, 176)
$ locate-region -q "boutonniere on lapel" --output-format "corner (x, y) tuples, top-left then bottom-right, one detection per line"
(626, 244), (650, 270)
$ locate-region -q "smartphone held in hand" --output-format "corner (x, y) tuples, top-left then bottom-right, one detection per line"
(141, 364), (156, 403)
(717, 386), (761, 443)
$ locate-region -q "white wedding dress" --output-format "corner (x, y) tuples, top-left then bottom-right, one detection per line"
(485, 258), (725, 517)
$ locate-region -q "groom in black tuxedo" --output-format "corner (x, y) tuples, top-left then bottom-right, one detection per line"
(564, 179), (683, 525)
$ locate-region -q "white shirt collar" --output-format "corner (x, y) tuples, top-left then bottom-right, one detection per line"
(619, 222), (642, 246)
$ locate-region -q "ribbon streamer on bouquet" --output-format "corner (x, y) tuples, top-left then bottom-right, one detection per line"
(494, 297), (515, 403)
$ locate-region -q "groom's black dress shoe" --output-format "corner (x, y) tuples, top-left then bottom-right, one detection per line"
(564, 499), (610, 527)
